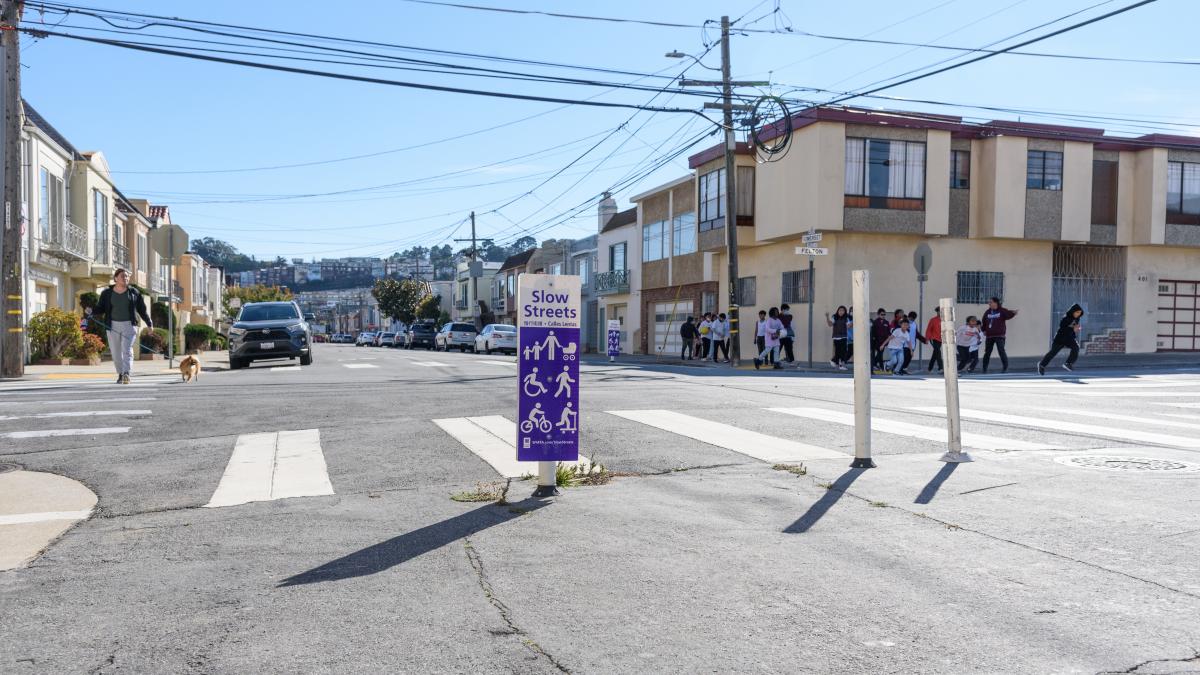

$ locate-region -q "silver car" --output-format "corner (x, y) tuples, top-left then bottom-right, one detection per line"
(436, 322), (478, 352)
(475, 324), (517, 355)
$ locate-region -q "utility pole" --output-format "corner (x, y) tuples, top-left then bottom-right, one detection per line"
(679, 16), (766, 368)
(1, 0), (24, 378)
(453, 212), (481, 329)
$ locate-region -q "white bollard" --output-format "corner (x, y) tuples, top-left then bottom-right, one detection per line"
(534, 460), (559, 497)
(851, 270), (876, 469)
(938, 298), (972, 463)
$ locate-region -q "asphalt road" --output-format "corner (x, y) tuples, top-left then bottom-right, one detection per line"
(2, 343), (1199, 674)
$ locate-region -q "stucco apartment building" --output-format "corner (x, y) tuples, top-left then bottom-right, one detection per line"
(609, 106), (1200, 361)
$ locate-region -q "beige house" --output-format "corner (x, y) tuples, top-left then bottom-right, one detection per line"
(595, 203), (639, 354)
(690, 106), (1200, 361)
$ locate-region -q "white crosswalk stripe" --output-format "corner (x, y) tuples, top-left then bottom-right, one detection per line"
(414, 362), (449, 367)
(1057, 409), (1200, 432)
(1156, 402), (1200, 408)
(770, 407), (1053, 452)
(270, 366), (301, 372)
(1069, 391), (1200, 398)
(433, 416), (590, 478)
(0, 410), (151, 422)
(911, 407), (1200, 449)
(204, 429), (334, 508)
(342, 363), (378, 369)
(606, 410), (846, 462)
(0, 397), (156, 407)
(2, 427), (130, 439)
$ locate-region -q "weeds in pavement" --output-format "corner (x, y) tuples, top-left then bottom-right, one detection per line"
(451, 479), (511, 504)
(772, 463), (807, 476)
(817, 481), (834, 490)
(869, 501), (888, 508)
(556, 454), (612, 487)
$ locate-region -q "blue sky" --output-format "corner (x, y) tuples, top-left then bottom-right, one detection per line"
(20, 0), (1199, 260)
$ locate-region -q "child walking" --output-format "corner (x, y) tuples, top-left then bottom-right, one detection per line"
(754, 307), (785, 370)
(826, 305), (850, 370)
(880, 318), (910, 375)
(955, 316), (982, 373)
(1039, 303), (1085, 374)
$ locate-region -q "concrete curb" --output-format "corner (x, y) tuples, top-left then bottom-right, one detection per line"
(0, 470), (98, 571)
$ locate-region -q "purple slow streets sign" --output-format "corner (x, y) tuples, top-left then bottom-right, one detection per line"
(517, 274), (581, 462)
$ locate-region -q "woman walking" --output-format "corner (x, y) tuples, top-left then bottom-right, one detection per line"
(825, 306), (850, 370)
(1039, 304), (1084, 375)
(87, 268), (153, 384)
(754, 307), (785, 370)
(981, 297), (1019, 374)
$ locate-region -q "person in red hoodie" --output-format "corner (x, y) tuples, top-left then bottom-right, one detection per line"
(925, 307), (944, 373)
(981, 296), (1019, 374)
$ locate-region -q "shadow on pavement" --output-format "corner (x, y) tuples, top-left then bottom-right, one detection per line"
(914, 463), (960, 505)
(277, 498), (549, 587)
(784, 468), (866, 534)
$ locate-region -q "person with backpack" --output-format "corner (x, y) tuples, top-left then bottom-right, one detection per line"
(679, 316), (698, 361)
(87, 268), (153, 384)
(754, 307), (785, 370)
(925, 307), (944, 373)
(1039, 304), (1085, 375)
(825, 306), (850, 370)
(901, 310), (927, 375)
(779, 304), (796, 363)
(981, 296), (1019, 374)
(698, 313), (713, 360)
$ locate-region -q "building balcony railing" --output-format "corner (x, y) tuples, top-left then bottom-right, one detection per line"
(40, 218), (89, 261)
(454, 299), (469, 310)
(492, 297), (506, 312)
(173, 281), (184, 303)
(93, 237), (110, 265)
(113, 242), (130, 269)
(594, 269), (630, 296)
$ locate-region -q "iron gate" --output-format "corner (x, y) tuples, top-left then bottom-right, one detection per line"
(1051, 245), (1126, 346)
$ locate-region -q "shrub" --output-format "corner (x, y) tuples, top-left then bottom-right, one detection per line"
(210, 334), (228, 350)
(150, 301), (176, 333)
(28, 308), (84, 360)
(140, 327), (166, 355)
(183, 323), (217, 351)
(71, 333), (106, 359)
(78, 291), (100, 310)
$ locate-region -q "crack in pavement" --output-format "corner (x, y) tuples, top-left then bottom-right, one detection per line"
(463, 538), (570, 674)
(1096, 648), (1200, 674)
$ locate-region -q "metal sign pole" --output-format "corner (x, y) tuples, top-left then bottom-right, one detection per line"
(851, 270), (875, 469)
(939, 297), (970, 463)
(807, 255), (814, 368)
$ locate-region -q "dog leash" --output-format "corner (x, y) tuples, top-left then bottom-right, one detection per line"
(83, 313), (171, 357)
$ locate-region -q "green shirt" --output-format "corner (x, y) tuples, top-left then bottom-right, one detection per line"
(110, 289), (133, 322)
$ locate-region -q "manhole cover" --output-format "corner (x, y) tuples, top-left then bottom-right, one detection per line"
(0, 462), (21, 474)
(1054, 455), (1200, 473)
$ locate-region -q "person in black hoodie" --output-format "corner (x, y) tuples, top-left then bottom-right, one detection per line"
(1038, 303), (1084, 375)
(679, 317), (698, 361)
(88, 268), (153, 384)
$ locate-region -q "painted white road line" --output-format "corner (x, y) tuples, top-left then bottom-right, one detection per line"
(0, 410), (151, 422)
(770, 407), (1054, 452)
(433, 416), (589, 478)
(1068, 391), (1200, 398)
(912, 407), (1200, 449)
(1, 427), (130, 439)
(989, 380), (1200, 389)
(477, 361), (517, 367)
(270, 366), (302, 372)
(204, 429), (334, 508)
(0, 397), (156, 407)
(1156, 402), (1200, 409)
(0, 509), (93, 526)
(342, 363), (379, 369)
(414, 361), (449, 367)
(1057, 409), (1200, 432)
(606, 410), (847, 462)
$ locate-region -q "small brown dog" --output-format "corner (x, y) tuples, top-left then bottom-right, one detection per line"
(179, 354), (201, 383)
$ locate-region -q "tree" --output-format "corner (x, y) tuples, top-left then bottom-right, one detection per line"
(371, 278), (426, 324)
(191, 237), (260, 273)
(511, 236), (537, 253)
(415, 294), (442, 321)
(224, 285), (293, 321)
(429, 244), (454, 281)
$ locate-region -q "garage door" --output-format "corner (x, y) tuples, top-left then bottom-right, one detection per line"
(652, 300), (692, 357)
(1157, 280), (1198, 351)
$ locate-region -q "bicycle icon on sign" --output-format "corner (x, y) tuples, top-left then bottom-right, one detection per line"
(520, 403), (553, 434)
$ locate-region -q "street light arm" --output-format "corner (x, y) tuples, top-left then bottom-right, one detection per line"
(664, 50), (721, 72)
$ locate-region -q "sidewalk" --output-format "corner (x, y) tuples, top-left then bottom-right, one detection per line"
(586, 349), (1199, 375)
(4, 350), (230, 383)
(0, 469), (97, 571)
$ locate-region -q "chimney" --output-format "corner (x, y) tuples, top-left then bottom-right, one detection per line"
(597, 191), (618, 233)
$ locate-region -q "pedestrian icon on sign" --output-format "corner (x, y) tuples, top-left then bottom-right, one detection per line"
(554, 366), (576, 398)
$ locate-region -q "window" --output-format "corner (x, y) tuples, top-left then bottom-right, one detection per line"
(781, 269), (813, 304)
(573, 256), (590, 284)
(93, 190), (107, 238)
(672, 211), (696, 256)
(609, 242), (626, 272)
(507, 273), (515, 295)
(1167, 161), (1200, 216)
(736, 276), (756, 306)
(702, 291), (717, 315)
(699, 169), (725, 231)
(38, 169), (63, 241)
(956, 271), (1005, 304)
(642, 220), (667, 262)
(137, 234), (148, 270)
(845, 138), (926, 199)
(950, 150), (970, 189)
(1027, 150), (1063, 190)
(549, 262), (563, 275)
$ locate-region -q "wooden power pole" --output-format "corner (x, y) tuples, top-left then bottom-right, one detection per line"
(1, 1), (24, 378)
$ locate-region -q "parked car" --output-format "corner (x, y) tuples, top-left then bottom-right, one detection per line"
(404, 322), (437, 350)
(378, 332), (402, 348)
(475, 324), (517, 355)
(355, 332), (376, 346)
(228, 301), (313, 369)
(435, 322), (478, 352)
(313, 334), (328, 343)
(333, 333), (354, 344)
